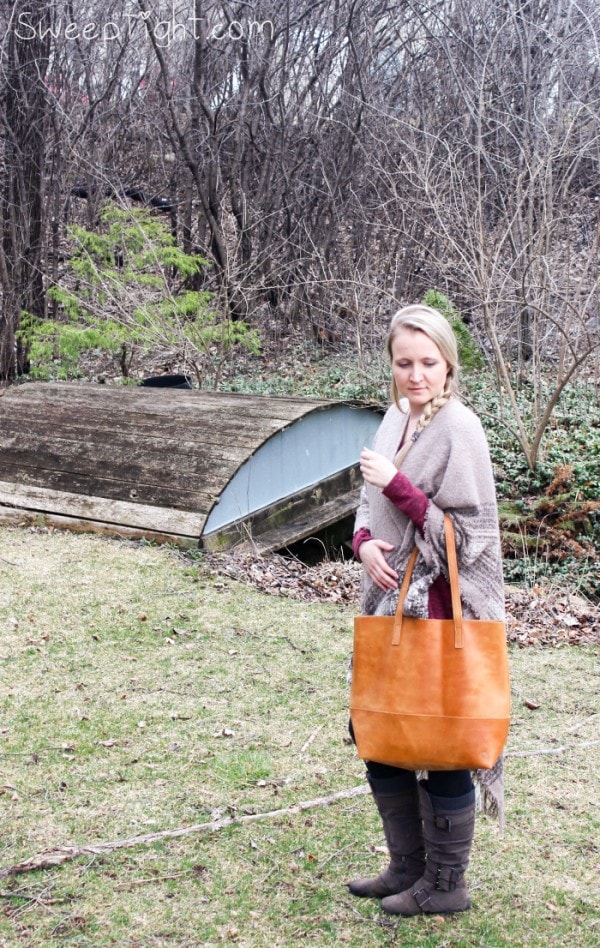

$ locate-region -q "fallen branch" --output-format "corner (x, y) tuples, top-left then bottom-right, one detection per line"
(0, 784), (369, 881)
(0, 892), (70, 906)
(562, 713), (599, 734)
(508, 739), (600, 757)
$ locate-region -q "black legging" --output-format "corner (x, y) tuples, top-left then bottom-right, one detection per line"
(366, 759), (473, 797)
(349, 719), (473, 798)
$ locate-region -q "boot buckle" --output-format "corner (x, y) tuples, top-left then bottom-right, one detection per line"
(413, 886), (432, 909)
(435, 865), (457, 891)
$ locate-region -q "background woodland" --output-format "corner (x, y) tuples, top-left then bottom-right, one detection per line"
(0, 0), (598, 593)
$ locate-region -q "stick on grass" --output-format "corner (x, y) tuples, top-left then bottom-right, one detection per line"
(0, 785), (370, 880)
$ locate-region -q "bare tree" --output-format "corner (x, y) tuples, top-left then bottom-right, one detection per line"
(0, 1), (50, 381)
(135, 0), (413, 331)
(1, 0), (598, 470)
(357, 0), (600, 466)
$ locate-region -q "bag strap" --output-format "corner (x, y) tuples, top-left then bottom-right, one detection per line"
(443, 515), (464, 648)
(392, 548), (418, 645)
(391, 515), (464, 648)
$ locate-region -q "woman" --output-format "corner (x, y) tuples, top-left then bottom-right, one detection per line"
(348, 304), (505, 916)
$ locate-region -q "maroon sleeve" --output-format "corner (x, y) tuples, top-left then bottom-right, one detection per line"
(382, 471), (429, 530)
(352, 527), (373, 561)
(381, 472), (453, 617)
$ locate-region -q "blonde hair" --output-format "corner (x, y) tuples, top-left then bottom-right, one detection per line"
(387, 304), (460, 466)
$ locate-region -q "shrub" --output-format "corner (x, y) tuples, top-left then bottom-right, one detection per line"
(19, 204), (260, 387)
(422, 290), (484, 370)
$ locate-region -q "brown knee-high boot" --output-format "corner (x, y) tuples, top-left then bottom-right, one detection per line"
(381, 781), (476, 915)
(348, 775), (426, 899)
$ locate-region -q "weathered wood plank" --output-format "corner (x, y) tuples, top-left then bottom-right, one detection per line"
(1, 389), (318, 448)
(0, 506), (199, 547)
(0, 437), (238, 484)
(0, 481), (205, 535)
(5, 383), (330, 422)
(0, 419), (248, 462)
(10, 381), (329, 408)
(0, 404), (263, 442)
(1, 399), (277, 444)
(204, 489), (361, 553)
(0, 464), (216, 512)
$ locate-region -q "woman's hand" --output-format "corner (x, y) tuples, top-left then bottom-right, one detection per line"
(359, 539), (399, 591)
(360, 448), (398, 490)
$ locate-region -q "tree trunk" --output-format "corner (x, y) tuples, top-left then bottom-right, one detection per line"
(0, 1), (50, 381)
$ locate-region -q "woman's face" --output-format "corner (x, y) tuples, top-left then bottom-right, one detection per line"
(390, 327), (449, 415)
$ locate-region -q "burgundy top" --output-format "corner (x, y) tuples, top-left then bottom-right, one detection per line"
(353, 470), (452, 619)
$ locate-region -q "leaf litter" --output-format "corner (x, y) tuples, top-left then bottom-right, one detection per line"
(201, 548), (599, 647)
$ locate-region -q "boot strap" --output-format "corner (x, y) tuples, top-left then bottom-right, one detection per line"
(423, 864), (461, 891)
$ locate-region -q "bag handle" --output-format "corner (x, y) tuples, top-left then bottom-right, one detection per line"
(391, 515), (464, 648)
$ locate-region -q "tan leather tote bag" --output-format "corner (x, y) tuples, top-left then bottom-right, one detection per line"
(350, 515), (510, 770)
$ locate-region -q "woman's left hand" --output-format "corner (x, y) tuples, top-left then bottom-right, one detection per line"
(360, 448), (398, 489)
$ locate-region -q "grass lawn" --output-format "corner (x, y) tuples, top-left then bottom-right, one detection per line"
(0, 527), (598, 946)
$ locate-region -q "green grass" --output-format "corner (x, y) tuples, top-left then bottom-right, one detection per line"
(0, 527), (598, 946)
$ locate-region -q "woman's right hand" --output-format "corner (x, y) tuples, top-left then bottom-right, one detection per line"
(358, 539), (399, 591)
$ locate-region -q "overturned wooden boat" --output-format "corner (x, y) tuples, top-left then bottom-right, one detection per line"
(0, 382), (382, 551)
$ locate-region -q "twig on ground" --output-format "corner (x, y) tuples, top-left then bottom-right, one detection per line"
(116, 872), (190, 890)
(317, 841), (355, 870)
(341, 899), (396, 928)
(284, 636), (306, 653)
(0, 785), (370, 880)
(299, 725), (324, 755)
(0, 892), (70, 906)
(508, 739), (600, 757)
(562, 712), (599, 734)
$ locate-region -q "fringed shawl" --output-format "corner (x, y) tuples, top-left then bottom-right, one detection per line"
(354, 397), (506, 823)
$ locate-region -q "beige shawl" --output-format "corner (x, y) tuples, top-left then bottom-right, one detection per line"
(355, 398), (504, 622)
